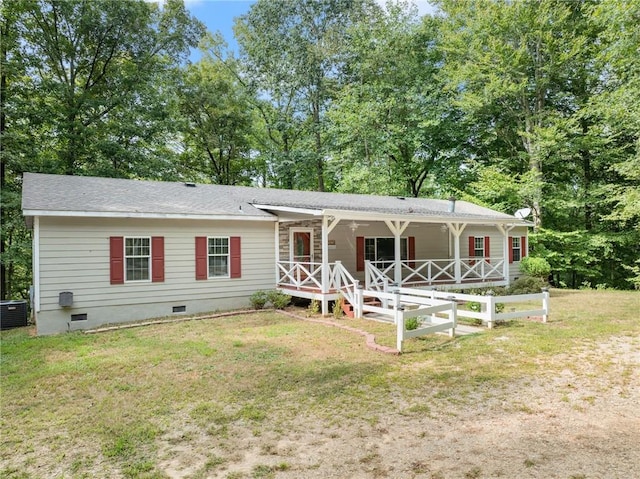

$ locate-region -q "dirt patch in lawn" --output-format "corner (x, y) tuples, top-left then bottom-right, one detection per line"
(151, 337), (640, 479)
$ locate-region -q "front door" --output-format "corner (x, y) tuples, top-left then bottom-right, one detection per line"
(293, 231), (312, 263)
(292, 230), (313, 282)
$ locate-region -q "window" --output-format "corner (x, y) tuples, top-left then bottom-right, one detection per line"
(208, 237), (229, 277)
(474, 237), (485, 257)
(512, 237), (521, 262)
(125, 237), (150, 281)
(195, 236), (241, 280)
(364, 237), (408, 265)
(509, 236), (527, 263)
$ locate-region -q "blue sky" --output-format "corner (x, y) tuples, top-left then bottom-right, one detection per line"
(186, 0), (255, 54)
(181, 0), (437, 59)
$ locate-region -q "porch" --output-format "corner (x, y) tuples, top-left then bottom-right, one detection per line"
(277, 257), (507, 297)
(261, 203), (529, 314)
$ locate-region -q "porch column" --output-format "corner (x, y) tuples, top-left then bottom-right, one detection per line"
(321, 215), (342, 315)
(321, 215), (329, 315)
(447, 223), (466, 284)
(384, 220), (410, 287)
(497, 224), (514, 285)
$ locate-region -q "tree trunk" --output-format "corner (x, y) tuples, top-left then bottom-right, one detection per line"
(1, 17), (8, 299)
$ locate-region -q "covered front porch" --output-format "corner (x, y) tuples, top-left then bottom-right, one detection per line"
(263, 206), (529, 315)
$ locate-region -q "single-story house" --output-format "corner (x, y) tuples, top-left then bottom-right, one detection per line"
(22, 172), (531, 335)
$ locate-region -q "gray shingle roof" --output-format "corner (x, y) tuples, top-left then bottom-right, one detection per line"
(22, 173), (522, 222)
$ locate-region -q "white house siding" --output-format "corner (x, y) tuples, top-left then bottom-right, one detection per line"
(462, 225), (529, 282)
(36, 216), (276, 334)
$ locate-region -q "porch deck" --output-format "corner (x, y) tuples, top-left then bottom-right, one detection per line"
(277, 258), (508, 300)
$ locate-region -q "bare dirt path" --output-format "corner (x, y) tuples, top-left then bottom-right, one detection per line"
(159, 336), (640, 479)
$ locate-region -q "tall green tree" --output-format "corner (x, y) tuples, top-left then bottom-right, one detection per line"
(589, 0), (640, 287)
(328, 3), (465, 197)
(177, 51), (255, 185)
(16, 0), (203, 176)
(235, 0), (376, 191)
(0, 0), (204, 299)
(438, 0), (590, 229)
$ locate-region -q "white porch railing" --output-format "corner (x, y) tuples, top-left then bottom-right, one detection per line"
(460, 258), (505, 281)
(365, 258), (505, 289)
(277, 261), (324, 290)
(328, 261), (359, 307)
(277, 261), (360, 305)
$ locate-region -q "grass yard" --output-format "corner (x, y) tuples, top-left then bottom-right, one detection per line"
(1, 289), (639, 479)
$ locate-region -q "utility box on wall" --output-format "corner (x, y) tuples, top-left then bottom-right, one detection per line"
(59, 291), (74, 307)
(1, 300), (28, 330)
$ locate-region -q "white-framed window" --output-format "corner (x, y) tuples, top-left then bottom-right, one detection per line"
(208, 237), (229, 278)
(474, 237), (485, 257)
(125, 237), (151, 282)
(365, 237), (408, 264)
(512, 237), (522, 262)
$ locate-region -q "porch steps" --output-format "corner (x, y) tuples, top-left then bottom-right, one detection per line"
(342, 297), (381, 319)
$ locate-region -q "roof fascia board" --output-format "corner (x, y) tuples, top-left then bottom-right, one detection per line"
(22, 210), (277, 222)
(251, 204), (323, 216)
(320, 209), (529, 226)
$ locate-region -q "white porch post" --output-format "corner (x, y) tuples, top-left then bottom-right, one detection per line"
(447, 223), (466, 284)
(384, 220), (409, 287)
(320, 215), (341, 316)
(497, 224), (513, 285)
(321, 215), (329, 315)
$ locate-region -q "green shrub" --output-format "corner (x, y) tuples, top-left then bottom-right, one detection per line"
(508, 276), (547, 295)
(467, 301), (481, 313)
(520, 256), (551, 279)
(267, 290), (291, 309)
(249, 291), (269, 309)
(405, 318), (419, 331)
(466, 286), (508, 296)
(332, 296), (344, 319)
(466, 299), (504, 314)
(307, 299), (320, 315)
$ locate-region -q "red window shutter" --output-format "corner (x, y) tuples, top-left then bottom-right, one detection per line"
(356, 236), (365, 271)
(230, 236), (241, 278)
(408, 236), (416, 268)
(521, 236), (527, 258)
(468, 236), (475, 257)
(110, 236), (124, 284)
(484, 236), (490, 262)
(195, 236), (207, 280)
(509, 236), (514, 264)
(151, 236), (164, 282)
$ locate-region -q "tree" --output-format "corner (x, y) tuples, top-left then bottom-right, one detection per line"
(235, 0), (376, 191)
(589, 0), (640, 287)
(0, 0), (204, 299)
(438, 0), (590, 229)
(16, 0), (203, 176)
(178, 52), (255, 185)
(328, 4), (465, 197)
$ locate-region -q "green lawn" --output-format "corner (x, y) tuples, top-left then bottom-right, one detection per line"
(1, 289), (638, 479)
